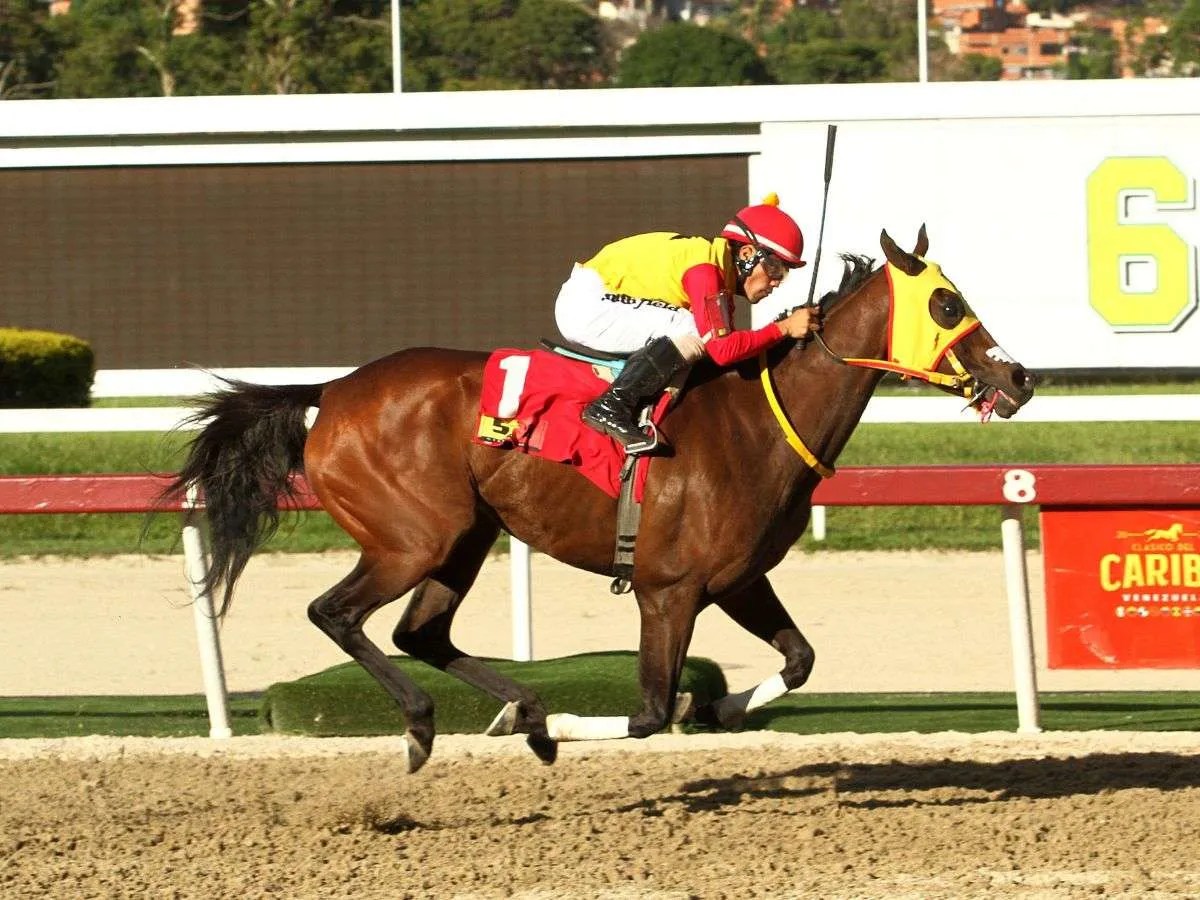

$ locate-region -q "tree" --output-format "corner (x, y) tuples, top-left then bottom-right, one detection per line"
(616, 21), (771, 87)
(753, 0), (922, 83)
(401, 0), (604, 91)
(48, 0), (241, 98)
(760, 7), (842, 52)
(1066, 26), (1119, 79)
(1166, 0), (1200, 74)
(493, 0), (606, 88)
(0, 0), (59, 99)
(239, 0), (391, 94)
(769, 39), (887, 84)
(941, 51), (1003, 82)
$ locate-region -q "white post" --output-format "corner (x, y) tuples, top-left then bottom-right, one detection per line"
(182, 483), (233, 739)
(811, 505), (827, 541)
(390, 0), (402, 93)
(510, 537), (533, 661)
(1001, 504), (1041, 733)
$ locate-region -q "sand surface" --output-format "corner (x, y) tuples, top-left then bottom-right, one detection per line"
(3, 549), (1197, 695)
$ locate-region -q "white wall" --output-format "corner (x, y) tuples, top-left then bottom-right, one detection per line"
(6, 79), (1199, 372)
(754, 114), (1200, 371)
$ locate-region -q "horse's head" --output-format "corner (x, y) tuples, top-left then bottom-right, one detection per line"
(878, 226), (1036, 420)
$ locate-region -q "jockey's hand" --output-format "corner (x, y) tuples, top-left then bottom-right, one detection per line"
(777, 306), (822, 342)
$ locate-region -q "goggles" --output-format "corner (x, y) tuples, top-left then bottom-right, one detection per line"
(736, 247), (791, 282)
(760, 251), (790, 281)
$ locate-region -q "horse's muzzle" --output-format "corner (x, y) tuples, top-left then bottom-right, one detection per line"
(981, 367), (1037, 420)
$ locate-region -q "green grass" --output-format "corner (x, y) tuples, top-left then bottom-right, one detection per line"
(0, 694), (264, 738)
(742, 691), (1200, 734)
(1, 415), (1197, 557)
(92, 397), (191, 408)
(1, 688), (1195, 739)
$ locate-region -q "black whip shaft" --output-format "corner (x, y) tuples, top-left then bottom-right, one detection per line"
(804, 124), (838, 308)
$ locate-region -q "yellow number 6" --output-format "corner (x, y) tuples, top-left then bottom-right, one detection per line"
(1086, 157), (1196, 331)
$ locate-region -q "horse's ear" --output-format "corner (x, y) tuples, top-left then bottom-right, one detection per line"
(913, 224), (929, 257)
(880, 229), (926, 276)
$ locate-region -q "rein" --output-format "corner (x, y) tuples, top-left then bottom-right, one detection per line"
(809, 330), (976, 396)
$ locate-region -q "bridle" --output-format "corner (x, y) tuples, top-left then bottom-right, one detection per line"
(758, 257), (982, 479)
(809, 260), (980, 398)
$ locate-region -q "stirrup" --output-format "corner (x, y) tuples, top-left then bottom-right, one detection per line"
(582, 402), (656, 454)
(620, 422), (660, 456)
(584, 414), (659, 456)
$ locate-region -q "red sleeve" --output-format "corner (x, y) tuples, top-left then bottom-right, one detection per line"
(704, 322), (786, 366)
(682, 262), (722, 333)
(680, 261), (785, 366)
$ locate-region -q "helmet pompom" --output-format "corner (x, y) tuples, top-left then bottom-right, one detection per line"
(761, 192), (780, 207)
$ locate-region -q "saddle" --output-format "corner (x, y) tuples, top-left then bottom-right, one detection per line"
(474, 338), (670, 594)
(537, 337), (629, 375)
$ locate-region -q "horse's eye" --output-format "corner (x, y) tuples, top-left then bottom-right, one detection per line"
(930, 290), (964, 328)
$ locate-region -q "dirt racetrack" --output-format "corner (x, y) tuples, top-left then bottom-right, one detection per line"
(3, 731), (1200, 898)
(3, 550), (1200, 897)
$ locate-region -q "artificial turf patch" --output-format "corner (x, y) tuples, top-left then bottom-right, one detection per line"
(259, 650), (728, 737)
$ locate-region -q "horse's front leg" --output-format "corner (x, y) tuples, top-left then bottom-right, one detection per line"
(693, 574), (815, 730)
(545, 584), (700, 741)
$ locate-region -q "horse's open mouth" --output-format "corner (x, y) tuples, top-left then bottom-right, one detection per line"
(969, 384), (1024, 422)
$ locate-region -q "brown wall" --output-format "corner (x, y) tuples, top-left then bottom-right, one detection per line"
(1, 157), (748, 368)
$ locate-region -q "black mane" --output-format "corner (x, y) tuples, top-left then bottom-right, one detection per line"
(817, 253), (878, 312)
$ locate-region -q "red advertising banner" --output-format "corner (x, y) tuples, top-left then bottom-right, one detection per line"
(1042, 508), (1200, 668)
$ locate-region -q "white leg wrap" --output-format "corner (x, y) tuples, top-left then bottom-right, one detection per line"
(545, 713), (631, 741)
(712, 673), (789, 723)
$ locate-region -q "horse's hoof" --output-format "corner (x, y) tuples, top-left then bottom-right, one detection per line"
(671, 692), (694, 724)
(526, 731), (558, 765)
(485, 701), (520, 737)
(690, 702), (723, 730)
(404, 730), (432, 774)
(710, 696), (747, 731)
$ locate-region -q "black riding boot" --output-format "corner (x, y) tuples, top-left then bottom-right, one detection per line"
(582, 337), (689, 454)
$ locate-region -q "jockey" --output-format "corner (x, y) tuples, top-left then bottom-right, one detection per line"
(554, 193), (822, 454)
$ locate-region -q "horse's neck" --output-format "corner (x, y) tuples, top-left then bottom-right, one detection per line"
(772, 275), (891, 470)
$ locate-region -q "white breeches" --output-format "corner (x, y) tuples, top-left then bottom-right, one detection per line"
(554, 265), (705, 361)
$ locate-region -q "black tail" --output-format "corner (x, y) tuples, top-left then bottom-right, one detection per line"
(161, 379), (324, 616)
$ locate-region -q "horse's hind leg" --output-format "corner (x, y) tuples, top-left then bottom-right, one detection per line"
(391, 522), (558, 764)
(694, 574), (815, 730)
(307, 555), (438, 773)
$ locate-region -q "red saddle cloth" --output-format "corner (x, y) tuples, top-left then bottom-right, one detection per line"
(473, 348), (666, 500)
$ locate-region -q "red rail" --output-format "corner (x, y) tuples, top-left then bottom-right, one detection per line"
(0, 465), (1197, 514)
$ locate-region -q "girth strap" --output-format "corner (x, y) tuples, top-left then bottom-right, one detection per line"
(610, 456), (641, 595)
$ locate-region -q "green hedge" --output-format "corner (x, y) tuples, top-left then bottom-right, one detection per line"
(0, 327), (95, 408)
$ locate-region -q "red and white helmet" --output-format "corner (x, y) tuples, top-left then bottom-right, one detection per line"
(721, 192), (805, 268)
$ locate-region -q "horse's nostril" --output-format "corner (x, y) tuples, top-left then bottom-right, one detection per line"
(1013, 367), (1037, 391)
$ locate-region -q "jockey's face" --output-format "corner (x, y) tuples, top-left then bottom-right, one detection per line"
(739, 246), (787, 303)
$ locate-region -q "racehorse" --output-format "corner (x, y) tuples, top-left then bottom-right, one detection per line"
(164, 227), (1035, 773)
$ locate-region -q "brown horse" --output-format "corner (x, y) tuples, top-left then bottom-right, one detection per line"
(166, 227), (1034, 772)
